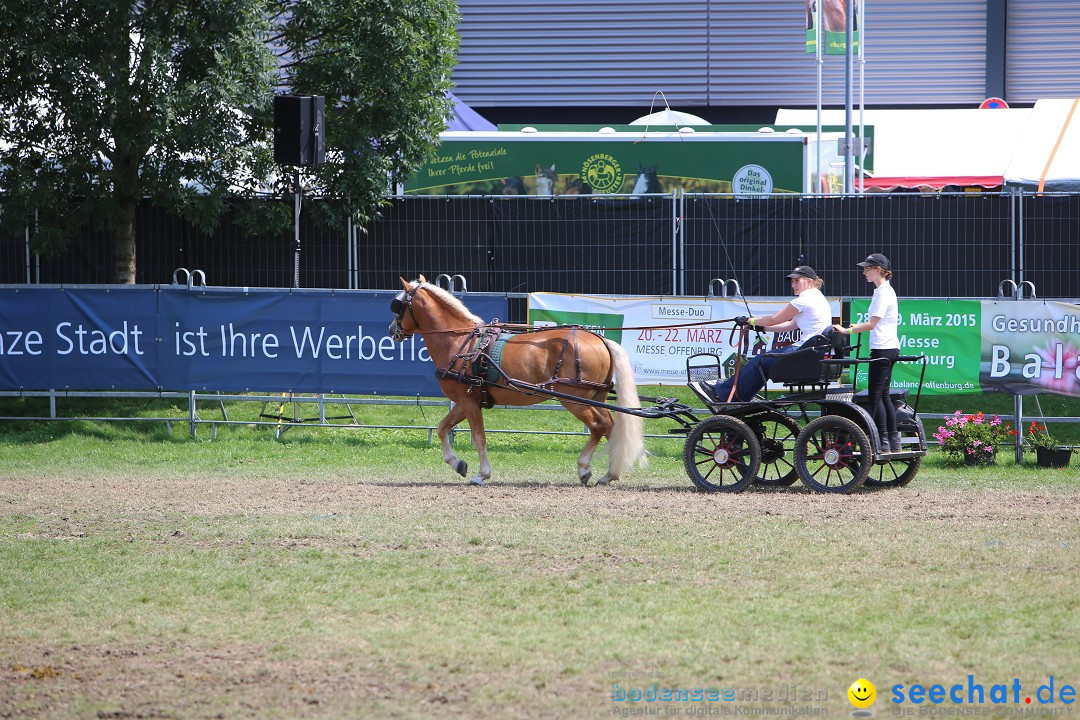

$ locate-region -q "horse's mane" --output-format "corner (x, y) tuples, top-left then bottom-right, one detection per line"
(420, 282), (483, 324)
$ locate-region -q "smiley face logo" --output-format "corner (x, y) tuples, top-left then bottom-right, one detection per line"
(848, 678), (876, 709)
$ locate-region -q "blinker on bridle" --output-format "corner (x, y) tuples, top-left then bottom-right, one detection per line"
(391, 280), (423, 331)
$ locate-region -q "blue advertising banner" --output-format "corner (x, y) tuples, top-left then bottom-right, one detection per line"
(0, 287), (159, 390)
(0, 287), (507, 396)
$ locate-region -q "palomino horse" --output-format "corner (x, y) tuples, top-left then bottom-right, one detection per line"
(388, 276), (645, 486)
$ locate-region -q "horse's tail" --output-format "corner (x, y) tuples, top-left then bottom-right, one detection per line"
(603, 338), (647, 476)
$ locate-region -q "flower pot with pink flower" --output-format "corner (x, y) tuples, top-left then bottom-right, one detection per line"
(933, 411), (1016, 466)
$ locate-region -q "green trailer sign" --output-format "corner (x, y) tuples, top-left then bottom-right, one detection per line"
(404, 131), (817, 196)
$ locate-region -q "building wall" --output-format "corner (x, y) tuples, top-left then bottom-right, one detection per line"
(452, 0), (1080, 115)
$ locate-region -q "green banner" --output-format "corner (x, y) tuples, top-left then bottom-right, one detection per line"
(406, 134), (807, 195)
(849, 299), (981, 395)
(530, 309), (624, 345)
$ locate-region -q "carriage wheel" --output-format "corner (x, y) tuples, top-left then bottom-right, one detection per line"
(749, 412), (801, 487)
(683, 416), (761, 493)
(865, 454), (923, 488)
(794, 415), (871, 494)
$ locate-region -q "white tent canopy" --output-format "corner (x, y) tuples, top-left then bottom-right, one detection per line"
(775, 107), (1033, 189)
(1003, 98), (1080, 192)
(629, 109), (711, 126)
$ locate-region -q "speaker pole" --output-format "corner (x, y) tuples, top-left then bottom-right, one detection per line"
(293, 169), (301, 289)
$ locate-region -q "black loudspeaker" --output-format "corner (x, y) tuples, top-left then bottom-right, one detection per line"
(274, 95), (325, 167)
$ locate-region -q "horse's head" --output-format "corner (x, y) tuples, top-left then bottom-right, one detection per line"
(389, 276), (482, 342)
(535, 164), (556, 196)
(501, 176), (525, 195)
(389, 275), (426, 341)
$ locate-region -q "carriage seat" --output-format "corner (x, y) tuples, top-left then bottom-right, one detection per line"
(767, 330), (848, 386)
(685, 353), (728, 407)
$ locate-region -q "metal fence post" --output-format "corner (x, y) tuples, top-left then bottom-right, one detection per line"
(1010, 188), (1019, 289)
(189, 390), (197, 439)
(669, 191), (678, 295)
(676, 190), (685, 296)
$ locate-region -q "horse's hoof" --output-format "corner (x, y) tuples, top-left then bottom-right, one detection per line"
(468, 476), (486, 486)
(455, 460), (468, 477)
(579, 470), (592, 486)
(596, 474), (614, 486)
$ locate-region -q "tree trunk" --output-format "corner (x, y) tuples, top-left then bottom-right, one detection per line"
(113, 197), (137, 284)
(112, 147), (141, 284)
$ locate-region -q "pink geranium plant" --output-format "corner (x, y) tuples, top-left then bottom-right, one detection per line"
(933, 411), (1017, 465)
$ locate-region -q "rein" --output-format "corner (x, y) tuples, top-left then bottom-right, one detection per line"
(726, 325), (753, 403)
(405, 316), (748, 336)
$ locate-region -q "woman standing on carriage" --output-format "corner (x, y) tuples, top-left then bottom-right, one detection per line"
(833, 253), (902, 453)
(710, 265), (833, 403)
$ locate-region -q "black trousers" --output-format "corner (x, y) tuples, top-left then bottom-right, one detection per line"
(868, 348), (900, 435)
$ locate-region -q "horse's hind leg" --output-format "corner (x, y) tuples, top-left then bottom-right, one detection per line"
(564, 403), (614, 486)
(437, 403), (470, 479)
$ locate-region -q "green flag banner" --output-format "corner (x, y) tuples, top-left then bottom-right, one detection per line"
(806, 0), (860, 56)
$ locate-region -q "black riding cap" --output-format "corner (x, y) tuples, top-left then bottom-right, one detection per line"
(786, 265), (819, 280)
(857, 253), (891, 271)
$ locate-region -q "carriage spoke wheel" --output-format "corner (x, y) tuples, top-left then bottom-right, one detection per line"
(794, 415), (871, 494)
(683, 415), (761, 493)
(865, 453), (923, 488)
(749, 412), (801, 487)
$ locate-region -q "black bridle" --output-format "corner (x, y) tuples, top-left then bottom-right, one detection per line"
(389, 280), (423, 339)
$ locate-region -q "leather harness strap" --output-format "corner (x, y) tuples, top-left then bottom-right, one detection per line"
(726, 325), (752, 402)
(434, 323), (613, 407)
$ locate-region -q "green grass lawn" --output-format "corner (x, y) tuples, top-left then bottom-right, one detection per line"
(2, 398), (1079, 719)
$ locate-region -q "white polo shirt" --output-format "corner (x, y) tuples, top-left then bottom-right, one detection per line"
(789, 287), (833, 348)
(868, 280), (900, 350)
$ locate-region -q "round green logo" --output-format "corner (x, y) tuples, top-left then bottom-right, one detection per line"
(581, 153), (623, 193)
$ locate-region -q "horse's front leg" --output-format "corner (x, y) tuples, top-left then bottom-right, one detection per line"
(437, 403), (469, 478)
(459, 400), (492, 486)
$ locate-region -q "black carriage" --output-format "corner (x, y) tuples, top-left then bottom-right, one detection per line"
(673, 331), (930, 494)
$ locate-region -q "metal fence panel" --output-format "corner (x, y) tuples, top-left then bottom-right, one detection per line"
(2, 192), (1076, 299)
(0, 201), (350, 288)
(682, 194), (1014, 298)
(357, 195), (674, 295)
(1021, 193), (1080, 299)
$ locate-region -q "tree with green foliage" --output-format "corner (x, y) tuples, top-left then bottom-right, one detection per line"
(0, 0), (458, 283)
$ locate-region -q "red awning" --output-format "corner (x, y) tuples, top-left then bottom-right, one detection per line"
(858, 175), (1003, 190)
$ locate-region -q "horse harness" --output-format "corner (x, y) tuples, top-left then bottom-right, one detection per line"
(435, 324), (612, 408)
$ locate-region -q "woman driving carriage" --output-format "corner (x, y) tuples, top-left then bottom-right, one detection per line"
(709, 265), (833, 402)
